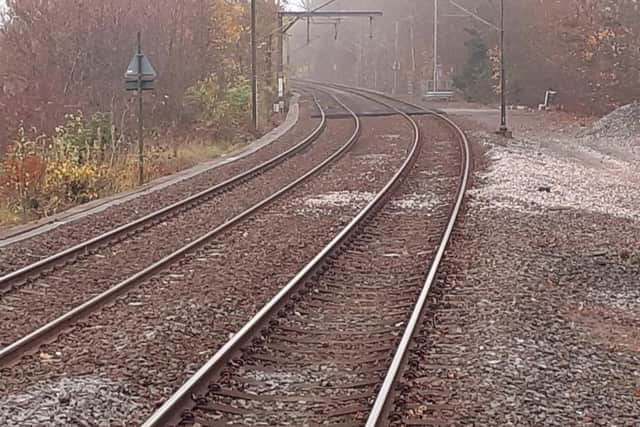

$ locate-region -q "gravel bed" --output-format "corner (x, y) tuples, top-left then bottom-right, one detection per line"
(580, 101), (640, 143)
(0, 111), (418, 424)
(0, 376), (142, 426)
(469, 130), (639, 221)
(391, 112), (640, 426)
(0, 97), (321, 276)
(179, 115), (463, 425)
(316, 88), (398, 117)
(0, 95), (351, 349)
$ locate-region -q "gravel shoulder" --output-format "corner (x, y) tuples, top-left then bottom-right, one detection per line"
(392, 109), (640, 425)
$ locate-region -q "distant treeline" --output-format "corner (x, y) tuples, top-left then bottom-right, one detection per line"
(296, 0), (640, 114)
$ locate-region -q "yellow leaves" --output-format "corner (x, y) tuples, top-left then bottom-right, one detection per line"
(210, 0), (245, 47)
(2, 111), (119, 218)
(586, 28), (614, 47)
(43, 160), (103, 207)
(582, 51), (595, 62)
(597, 29), (614, 40)
(581, 27), (617, 64)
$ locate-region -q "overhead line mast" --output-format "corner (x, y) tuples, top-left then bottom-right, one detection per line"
(251, 0), (257, 131)
(250, 0), (381, 126)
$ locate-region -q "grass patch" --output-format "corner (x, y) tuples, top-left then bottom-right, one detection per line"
(149, 139), (237, 178)
(0, 136), (241, 226)
(0, 207), (21, 226)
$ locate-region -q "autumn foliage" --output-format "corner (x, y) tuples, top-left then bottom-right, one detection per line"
(0, 0), (280, 222)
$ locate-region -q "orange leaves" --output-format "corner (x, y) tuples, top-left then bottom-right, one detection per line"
(2, 155), (45, 186)
(1, 127), (46, 197)
(586, 29), (614, 48)
(210, 0), (245, 47)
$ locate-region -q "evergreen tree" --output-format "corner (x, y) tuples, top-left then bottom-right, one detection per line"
(452, 29), (493, 102)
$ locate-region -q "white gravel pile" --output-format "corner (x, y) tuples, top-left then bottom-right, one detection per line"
(300, 191), (375, 213)
(581, 102), (640, 142)
(0, 376), (142, 425)
(357, 153), (393, 166)
(392, 192), (441, 212)
(471, 133), (640, 221)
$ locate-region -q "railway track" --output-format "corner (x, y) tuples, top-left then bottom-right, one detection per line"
(141, 83), (471, 426)
(0, 86), (425, 425)
(0, 89), (360, 366)
(316, 82), (474, 426)
(0, 93), (326, 287)
(0, 84), (471, 426)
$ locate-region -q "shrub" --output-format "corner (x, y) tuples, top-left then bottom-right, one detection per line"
(0, 115), (116, 217)
(1, 86), (245, 223)
(52, 112), (113, 165)
(224, 77), (251, 117)
(184, 75), (250, 128)
(0, 126), (46, 215)
(452, 29), (495, 103)
(43, 160), (104, 210)
(184, 75), (225, 125)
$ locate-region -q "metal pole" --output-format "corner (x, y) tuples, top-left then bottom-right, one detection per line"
(409, 16), (416, 95)
(277, 8), (285, 108)
(251, 0), (258, 132)
(446, 0), (508, 134)
(358, 31), (365, 87)
(266, 34), (273, 86)
(433, 0), (439, 92)
(136, 31), (144, 186)
(410, 18), (416, 74)
(498, 0), (508, 135)
(393, 20), (399, 95)
(286, 34), (290, 70)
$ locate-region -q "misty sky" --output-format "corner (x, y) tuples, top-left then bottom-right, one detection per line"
(285, 1), (307, 11)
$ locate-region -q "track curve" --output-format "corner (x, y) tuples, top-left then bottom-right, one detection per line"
(143, 82), (471, 426)
(0, 90), (356, 367)
(0, 94), (326, 290)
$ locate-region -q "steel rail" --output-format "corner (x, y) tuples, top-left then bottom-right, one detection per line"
(0, 90), (359, 368)
(142, 83), (421, 427)
(305, 80), (472, 426)
(257, 79), (472, 426)
(0, 94), (327, 291)
(352, 89), (471, 426)
(292, 78), (432, 115)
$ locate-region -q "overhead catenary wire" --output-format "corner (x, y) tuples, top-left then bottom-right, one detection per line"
(261, 0), (341, 43)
